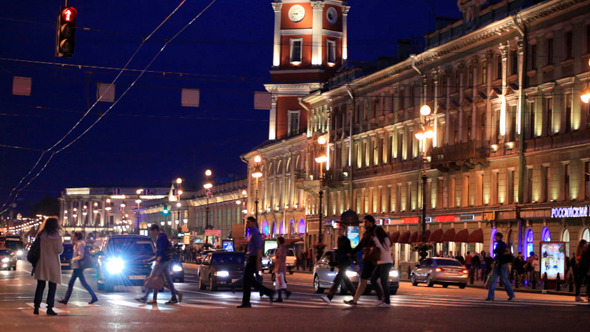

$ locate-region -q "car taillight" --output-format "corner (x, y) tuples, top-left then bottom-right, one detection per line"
(435, 267), (444, 272)
(461, 269), (469, 274)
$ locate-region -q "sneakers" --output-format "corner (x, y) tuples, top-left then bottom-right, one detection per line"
(507, 297), (515, 301)
(273, 298), (283, 303)
(376, 300), (383, 306)
(46, 308), (58, 316)
(575, 296), (584, 302)
(135, 297), (147, 303)
(343, 300), (357, 305)
(57, 299), (67, 305)
(378, 302), (390, 308)
(485, 298), (494, 301)
(285, 290), (292, 300)
(88, 298), (98, 305)
(165, 298), (178, 305)
(146, 299), (157, 305)
(321, 295), (331, 304)
(268, 291), (276, 304)
(237, 303), (251, 308)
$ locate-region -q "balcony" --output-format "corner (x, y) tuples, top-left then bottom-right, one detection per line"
(431, 140), (489, 172)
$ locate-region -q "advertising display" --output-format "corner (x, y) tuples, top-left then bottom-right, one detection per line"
(264, 239), (278, 254)
(222, 239), (234, 252)
(347, 226), (360, 248)
(540, 241), (566, 281)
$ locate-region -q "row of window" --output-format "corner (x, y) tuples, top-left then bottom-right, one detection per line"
(289, 39), (337, 65)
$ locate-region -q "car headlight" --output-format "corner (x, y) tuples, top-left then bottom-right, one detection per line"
(17, 250), (23, 256)
(345, 270), (358, 278)
(1, 258), (9, 263)
(172, 264), (183, 272)
(215, 270), (230, 277)
(106, 258), (125, 274)
(389, 269), (399, 278)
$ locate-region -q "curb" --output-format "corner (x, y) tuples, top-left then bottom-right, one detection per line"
(399, 279), (576, 297)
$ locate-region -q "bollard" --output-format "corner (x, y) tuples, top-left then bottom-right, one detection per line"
(543, 272), (548, 290)
(532, 272), (537, 289)
(407, 266), (412, 280)
(569, 273), (574, 292)
(514, 274), (519, 289)
(469, 267), (474, 285)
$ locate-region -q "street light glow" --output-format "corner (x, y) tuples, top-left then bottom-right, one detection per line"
(420, 104), (432, 116)
(315, 154), (328, 164)
(252, 170), (263, 178)
(176, 178), (183, 184)
(136, 189), (143, 194)
(317, 136), (326, 145)
(205, 169), (212, 177)
(203, 182), (213, 189)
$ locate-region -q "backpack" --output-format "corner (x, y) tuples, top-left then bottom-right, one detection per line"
(79, 244), (93, 269)
(27, 236), (41, 268)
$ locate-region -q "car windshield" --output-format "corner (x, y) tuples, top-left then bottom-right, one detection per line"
(0, 249), (12, 255)
(211, 254), (245, 265)
(62, 245), (74, 254)
(287, 249), (295, 256)
(107, 239), (155, 255)
(436, 259), (462, 266)
(5, 241), (23, 250)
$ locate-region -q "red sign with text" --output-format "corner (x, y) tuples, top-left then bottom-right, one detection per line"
(402, 217), (420, 224)
(434, 215), (455, 223)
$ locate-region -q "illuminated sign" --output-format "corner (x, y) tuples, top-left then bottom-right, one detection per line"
(347, 226), (360, 248)
(540, 242), (566, 280)
(551, 206), (590, 218)
(383, 218), (391, 225)
(460, 214), (475, 221)
(434, 215), (455, 223)
(402, 217), (420, 224)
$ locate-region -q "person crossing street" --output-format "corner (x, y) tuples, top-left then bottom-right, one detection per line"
(485, 232), (515, 301)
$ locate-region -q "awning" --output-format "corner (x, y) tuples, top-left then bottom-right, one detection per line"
(429, 229), (443, 242)
(454, 229), (470, 243)
(389, 231), (401, 243)
(418, 230), (431, 243)
(442, 228), (456, 242)
(409, 231), (419, 243)
(468, 228), (484, 243)
(398, 231), (411, 244)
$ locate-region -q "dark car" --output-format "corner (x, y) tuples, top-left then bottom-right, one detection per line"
(169, 254), (185, 282)
(313, 250), (399, 295)
(60, 244), (74, 269)
(96, 235), (156, 292)
(196, 250), (215, 264)
(198, 251), (246, 291)
(0, 249), (17, 270)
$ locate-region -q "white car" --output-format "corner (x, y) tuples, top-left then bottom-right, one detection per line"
(262, 248), (296, 274)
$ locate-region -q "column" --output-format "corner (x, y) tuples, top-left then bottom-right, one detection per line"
(342, 6), (350, 63)
(311, 1), (325, 66)
(272, 2), (282, 67)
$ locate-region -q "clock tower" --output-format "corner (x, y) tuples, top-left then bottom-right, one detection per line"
(265, 0), (349, 140)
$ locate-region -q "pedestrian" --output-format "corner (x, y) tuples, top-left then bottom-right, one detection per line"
(485, 232), (515, 301)
(456, 251), (465, 265)
(33, 217), (63, 316)
(483, 251), (494, 282)
(273, 237), (292, 302)
(307, 248), (313, 271)
(532, 253), (540, 285)
(296, 252), (303, 271)
(574, 240), (590, 302)
(136, 225), (181, 305)
(321, 224), (356, 304)
(57, 232), (98, 305)
(511, 252), (525, 287)
(344, 215), (377, 306)
(369, 226), (393, 307)
(471, 252), (481, 280)
(238, 216), (275, 308)
(465, 251), (473, 270)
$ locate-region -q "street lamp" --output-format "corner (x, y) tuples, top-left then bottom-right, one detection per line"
(251, 155), (263, 221)
(315, 136), (328, 257)
(415, 104), (434, 261)
(204, 169), (213, 243)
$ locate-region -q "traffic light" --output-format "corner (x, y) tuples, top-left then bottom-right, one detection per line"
(56, 6), (78, 57)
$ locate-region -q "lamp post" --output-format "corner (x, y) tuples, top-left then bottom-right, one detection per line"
(415, 105), (434, 262)
(315, 136), (328, 258)
(251, 155), (263, 221)
(203, 170), (213, 244)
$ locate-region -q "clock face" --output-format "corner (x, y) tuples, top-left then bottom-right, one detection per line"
(288, 5), (305, 23)
(326, 7), (338, 24)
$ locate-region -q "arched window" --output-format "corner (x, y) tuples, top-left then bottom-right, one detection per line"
(582, 228), (590, 242)
(298, 218), (306, 234)
(272, 222), (277, 235)
(262, 220), (269, 235)
(280, 220), (285, 234)
(490, 228), (498, 257)
(525, 229), (534, 258)
(289, 219), (295, 234)
(562, 229), (570, 257)
(541, 227), (551, 242)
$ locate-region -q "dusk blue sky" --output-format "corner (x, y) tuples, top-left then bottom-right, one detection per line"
(0, 0), (459, 215)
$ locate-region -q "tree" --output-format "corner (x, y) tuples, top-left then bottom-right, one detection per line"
(32, 195), (59, 217)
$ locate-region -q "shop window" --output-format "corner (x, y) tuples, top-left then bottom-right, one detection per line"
(582, 228), (590, 242)
(525, 229), (534, 258)
(562, 229), (570, 257)
(490, 228), (498, 257)
(541, 227), (551, 242)
(263, 220), (269, 235)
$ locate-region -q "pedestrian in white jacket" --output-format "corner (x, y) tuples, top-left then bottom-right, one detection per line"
(370, 227), (394, 307)
(33, 217), (63, 316)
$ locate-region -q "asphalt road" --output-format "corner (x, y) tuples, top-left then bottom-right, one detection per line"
(1, 260), (588, 332)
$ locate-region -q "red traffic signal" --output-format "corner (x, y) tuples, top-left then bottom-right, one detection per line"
(61, 7), (77, 22)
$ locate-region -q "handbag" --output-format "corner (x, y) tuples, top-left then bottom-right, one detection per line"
(144, 275), (165, 290)
(362, 245), (381, 264)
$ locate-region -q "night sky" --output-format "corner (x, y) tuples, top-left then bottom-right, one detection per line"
(0, 0), (459, 215)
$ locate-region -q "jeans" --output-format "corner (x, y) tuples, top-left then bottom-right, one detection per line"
(575, 272), (590, 297)
(487, 263), (515, 299)
(242, 256), (273, 305)
(63, 268), (97, 302)
(144, 260), (177, 300)
(34, 280), (57, 308)
(370, 263), (393, 304)
(327, 264), (356, 299)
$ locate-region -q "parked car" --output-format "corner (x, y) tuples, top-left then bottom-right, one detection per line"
(96, 235), (156, 292)
(410, 257), (469, 288)
(60, 243), (74, 270)
(169, 254), (185, 282)
(0, 249), (17, 270)
(262, 248), (296, 274)
(313, 250), (399, 295)
(198, 251), (246, 291)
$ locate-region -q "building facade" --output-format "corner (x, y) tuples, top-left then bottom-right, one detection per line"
(250, 0), (590, 266)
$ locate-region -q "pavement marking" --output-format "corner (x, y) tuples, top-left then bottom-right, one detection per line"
(108, 299), (176, 311)
(26, 303), (69, 314)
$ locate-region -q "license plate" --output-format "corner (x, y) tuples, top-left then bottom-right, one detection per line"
(129, 275), (146, 280)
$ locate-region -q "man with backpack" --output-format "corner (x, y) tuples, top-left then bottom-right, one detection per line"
(57, 232), (98, 305)
(485, 232), (515, 301)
